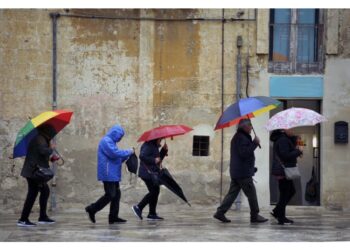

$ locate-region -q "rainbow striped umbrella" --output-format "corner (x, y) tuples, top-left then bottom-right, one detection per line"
(13, 109), (73, 158)
(215, 96), (281, 130)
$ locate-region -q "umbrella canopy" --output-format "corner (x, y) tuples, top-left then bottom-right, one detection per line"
(159, 168), (191, 207)
(215, 96), (281, 130)
(137, 125), (193, 142)
(13, 109), (73, 158)
(265, 107), (326, 131)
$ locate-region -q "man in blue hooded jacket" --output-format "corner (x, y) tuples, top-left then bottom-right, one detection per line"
(85, 125), (134, 224)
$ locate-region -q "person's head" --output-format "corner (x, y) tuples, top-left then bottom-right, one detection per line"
(38, 124), (56, 140)
(283, 129), (294, 137)
(155, 138), (164, 147)
(106, 124), (125, 143)
(238, 119), (253, 134)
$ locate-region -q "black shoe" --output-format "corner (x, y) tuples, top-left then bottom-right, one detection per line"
(17, 220), (37, 227)
(270, 211), (278, 219)
(251, 214), (269, 223)
(85, 206), (96, 223)
(282, 217), (294, 224)
(278, 218), (285, 225)
(147, 214), (164, 221)
(132, 205), (143, 220)
(213, 213), (231, 223)
(38, 217), (55, 225)
(109, 218), (127, 224)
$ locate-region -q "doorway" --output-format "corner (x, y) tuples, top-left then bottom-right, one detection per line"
(269, 99), (321, 206)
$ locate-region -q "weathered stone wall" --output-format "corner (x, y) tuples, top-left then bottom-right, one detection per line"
(0, 9), (261, 213)
(0, 9), (53, 213)
(1, 9), (350, 213)
(321, 9), (350, 210)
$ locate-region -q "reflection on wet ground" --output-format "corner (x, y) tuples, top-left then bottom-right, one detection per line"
(0, 204), (349, 241)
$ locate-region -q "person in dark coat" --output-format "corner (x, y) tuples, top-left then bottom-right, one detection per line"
(132, 138), (168, 221)
(214, 119), (268, 224)
(85, 125), (134, 224)
(270, 129), (303, 225)
(17, 125), (57, 227)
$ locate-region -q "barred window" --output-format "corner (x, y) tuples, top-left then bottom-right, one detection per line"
(269, 9), (324, 74)
(192, 136), (209, 156)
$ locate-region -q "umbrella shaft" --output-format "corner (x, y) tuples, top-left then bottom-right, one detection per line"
(247, 117), (262, 149)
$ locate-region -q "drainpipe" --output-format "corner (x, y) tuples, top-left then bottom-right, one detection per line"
(234, 35), (243, 210)
(236, 35), (243, 100)
(219, 9), (225, 203)
(50, 12), (60, 211)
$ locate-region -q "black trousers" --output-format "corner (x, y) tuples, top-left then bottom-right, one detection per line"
(137, 179), (160, 215)
(20, 178), (50, 221)
(88, 182), (121, 221)
(273, 178), (296, 218)
(216, 177), (260, 218)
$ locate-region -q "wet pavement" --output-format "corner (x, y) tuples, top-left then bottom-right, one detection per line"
(0, 204), (349, 241)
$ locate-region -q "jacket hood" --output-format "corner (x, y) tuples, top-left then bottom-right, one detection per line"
(270, 129), (285, 142)
(106, 125), (125, 142)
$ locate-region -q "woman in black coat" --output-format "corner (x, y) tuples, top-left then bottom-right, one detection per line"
(270, 129), (303, 225)
(132, 138), (168, 221)
(17, 125), (56, 227)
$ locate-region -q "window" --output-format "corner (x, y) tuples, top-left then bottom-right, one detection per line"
(269, 9), (324, 74)
(192, 136), (209, 156)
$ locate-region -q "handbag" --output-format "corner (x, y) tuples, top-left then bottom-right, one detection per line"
(32, 166), (54, 182)
(275, 154), (301, 180)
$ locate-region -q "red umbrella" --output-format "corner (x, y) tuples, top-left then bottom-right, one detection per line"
(137, 125), (193, 142)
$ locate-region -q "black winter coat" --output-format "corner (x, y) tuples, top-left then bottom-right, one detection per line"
(21, 134), (53, 179)
(138, 140), (168, 180)
(230, 129), (259, 179)
(270, 130), (302, 176)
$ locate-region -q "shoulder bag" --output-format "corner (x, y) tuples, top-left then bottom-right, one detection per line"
(275, 154), (301, 180)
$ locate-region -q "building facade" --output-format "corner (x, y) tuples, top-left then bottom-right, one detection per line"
(0, 9), (349, 213)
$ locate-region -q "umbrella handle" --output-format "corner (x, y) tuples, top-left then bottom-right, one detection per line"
(251, 127), (261, 149)
(53, 149), (65, 166)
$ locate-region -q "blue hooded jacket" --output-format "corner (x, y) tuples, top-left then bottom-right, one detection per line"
(97, 125), (133, 182)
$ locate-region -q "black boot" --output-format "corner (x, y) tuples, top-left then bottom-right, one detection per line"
(109, 218), (127, 224)
(282, 217), (294, 224)
(213, 213), (231, 223)
(85, 206), (96, 224)
(251, 214), (268, 223)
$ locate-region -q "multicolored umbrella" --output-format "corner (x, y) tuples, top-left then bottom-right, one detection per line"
(265, 107), (326, 131)
(214, 96), (281, 130)
(13, 109), (73, 158)
(137, 125), (193, 142)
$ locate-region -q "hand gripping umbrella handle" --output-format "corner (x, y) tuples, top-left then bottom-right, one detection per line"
(247, 117), (261, 149)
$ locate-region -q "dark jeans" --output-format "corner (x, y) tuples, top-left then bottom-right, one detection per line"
(88, 182), (121, 221)
(216, 177), (260, 218)
(273, 178), (296, 218)
(20, 178), (50, 221)
(137, 179), (160, 215)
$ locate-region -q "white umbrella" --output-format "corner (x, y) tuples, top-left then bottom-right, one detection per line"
(265, 107), (327, 131)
